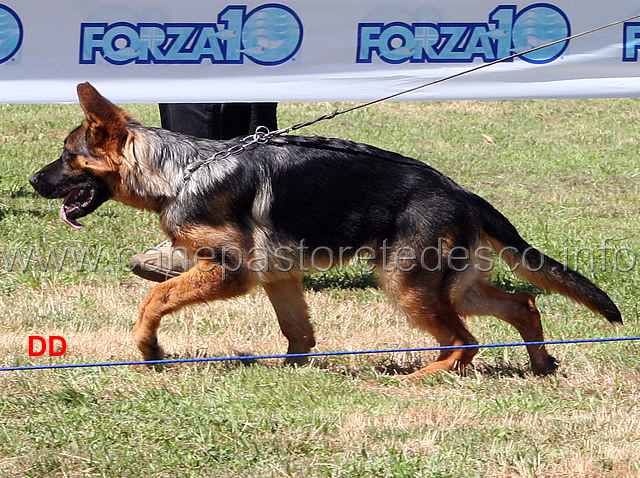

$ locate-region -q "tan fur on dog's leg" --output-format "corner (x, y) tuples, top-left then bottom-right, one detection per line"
(454, 280), (558, 375)
(262, 277), (316, 366)
(402, 311), (479, 379)
(380, 267), (478, 378)
(133, 260), (256, 361)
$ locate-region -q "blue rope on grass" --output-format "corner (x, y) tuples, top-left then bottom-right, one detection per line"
(1, 336), (640, 372)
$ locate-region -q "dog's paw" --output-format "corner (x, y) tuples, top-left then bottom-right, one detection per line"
(532, 355), (559, 376)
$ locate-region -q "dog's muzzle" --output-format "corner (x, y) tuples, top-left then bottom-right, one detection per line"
(30, 162), (111, 229)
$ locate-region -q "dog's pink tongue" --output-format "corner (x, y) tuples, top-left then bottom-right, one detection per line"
(60, 203), (83, 229)
(60, 190), (84, 229)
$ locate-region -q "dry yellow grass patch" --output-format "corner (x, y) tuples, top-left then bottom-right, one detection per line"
(0, 279), (437, 369)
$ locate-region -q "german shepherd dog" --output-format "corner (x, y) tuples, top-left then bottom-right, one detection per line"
(30, 83), (621, 377)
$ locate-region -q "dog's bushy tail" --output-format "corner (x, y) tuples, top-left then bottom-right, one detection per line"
(472, 194), (622, 324)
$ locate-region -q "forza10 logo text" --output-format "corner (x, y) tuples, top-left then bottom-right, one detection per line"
(357, 3), (570, 65)
(80, 4), (303, 66)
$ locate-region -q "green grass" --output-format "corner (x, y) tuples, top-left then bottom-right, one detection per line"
(1, 99), (640, 476)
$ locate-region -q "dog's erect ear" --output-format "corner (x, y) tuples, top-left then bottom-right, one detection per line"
(77, 82), (129, 138)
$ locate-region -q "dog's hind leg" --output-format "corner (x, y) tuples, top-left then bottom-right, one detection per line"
(381, 269), (479, 378)
(408, 309), (479, 378)
(133, 259), (256, 361)
(262, 277), (316, 366)
(453, 279), (558, 375)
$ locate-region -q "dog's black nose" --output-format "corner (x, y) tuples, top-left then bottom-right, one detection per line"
(29, 171), (41, 189)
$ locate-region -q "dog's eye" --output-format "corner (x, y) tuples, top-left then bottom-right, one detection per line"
(63, 149), (83, 161)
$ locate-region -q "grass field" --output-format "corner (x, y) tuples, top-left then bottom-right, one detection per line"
(1, 98), (640, 477)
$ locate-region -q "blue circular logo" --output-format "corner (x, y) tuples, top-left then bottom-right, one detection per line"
(241, 4), (303, 65)
(0, 4), (23, 64)
(512, 4), (570, 64)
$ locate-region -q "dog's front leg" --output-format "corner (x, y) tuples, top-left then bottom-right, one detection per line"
(262, 277), (316, 366)
(133, 259), (256, 361)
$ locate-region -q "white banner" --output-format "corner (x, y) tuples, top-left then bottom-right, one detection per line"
(1, 1), (640, 103)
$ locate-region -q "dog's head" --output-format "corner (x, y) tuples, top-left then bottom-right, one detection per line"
(29, 82), (133, 228)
